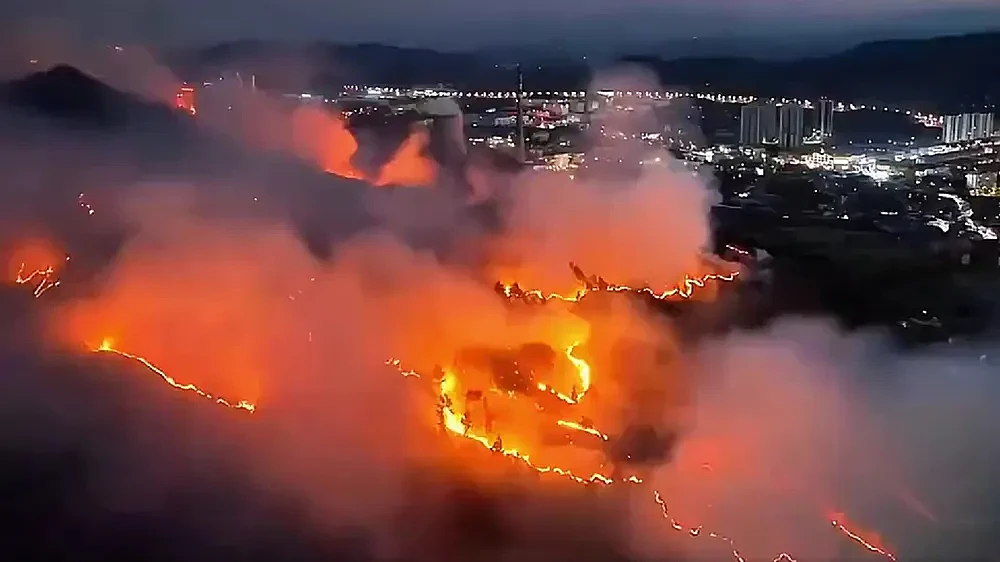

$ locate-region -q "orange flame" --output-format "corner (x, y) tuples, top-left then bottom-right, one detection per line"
(374, 127), (437, 187)
(389, 347), (640, 487)
(291, 106), (366, 180)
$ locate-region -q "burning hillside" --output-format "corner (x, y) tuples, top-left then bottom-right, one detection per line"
(1, 62), (990, 562)
(6, 219), (900, 562)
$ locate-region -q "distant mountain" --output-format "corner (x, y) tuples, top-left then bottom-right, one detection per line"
(625, 31), (1000, 111)
(169, 41), (590, 91)
(178, 32), (1000, 110)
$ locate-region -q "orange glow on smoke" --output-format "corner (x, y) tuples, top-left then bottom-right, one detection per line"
(374, 127), (437, 187)
(10, 202), (902, 562)
(291, 106), (366, 180)
(175, 84), (196, 115)
(40, 224), (285, 408)
(289, 106), (436, 187)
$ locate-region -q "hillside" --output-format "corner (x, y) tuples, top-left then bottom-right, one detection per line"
(0, 64), (187, 130)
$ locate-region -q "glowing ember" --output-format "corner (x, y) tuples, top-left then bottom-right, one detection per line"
(94, 338), (255, 413)
(15, 255), (69, 298)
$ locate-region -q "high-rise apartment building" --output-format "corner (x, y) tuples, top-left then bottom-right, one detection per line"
(943, 113), (996, 144)
(778, 103), (805, 149)
(817, 98), (835, 139)
(739, 105), (759, 146)
(740, 103), (778, 146)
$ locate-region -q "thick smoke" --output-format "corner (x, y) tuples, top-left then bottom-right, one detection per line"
(486, 67), (717, 294)
(1, 53), (999, 562)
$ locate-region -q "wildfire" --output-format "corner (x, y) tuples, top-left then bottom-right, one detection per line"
(497, 262), (740, 305)
(7, 212), (903, 562)
(94, 337), (255, 413)
(15, 255), (69, 298)
(435, 366), (637, 486)
(389, 344), (640, 487)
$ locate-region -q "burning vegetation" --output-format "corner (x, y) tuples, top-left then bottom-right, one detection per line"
(6, 221), (899, 562)
(290, 104), (437, 186)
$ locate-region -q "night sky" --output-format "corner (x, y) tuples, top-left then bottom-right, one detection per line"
(2, 0), (1000, 52)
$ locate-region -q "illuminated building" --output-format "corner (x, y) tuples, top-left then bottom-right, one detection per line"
(817, 98), (835, 138)
(943, 113), (996, 144)
(967, 170), (1000, 197)
(778, 103), (805, 149)
(175, 84), (196, 115)
(739, 103), (777, 146)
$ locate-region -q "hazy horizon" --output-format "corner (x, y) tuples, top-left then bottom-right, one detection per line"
(2, 0), (999, 57)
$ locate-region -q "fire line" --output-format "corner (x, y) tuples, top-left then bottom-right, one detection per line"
(94, 338), (256, 413)
(15, 256), (69, 298)
(497, 262), (740, 305)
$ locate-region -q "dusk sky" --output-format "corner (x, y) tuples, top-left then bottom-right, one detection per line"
(3, 0), (1000, 52)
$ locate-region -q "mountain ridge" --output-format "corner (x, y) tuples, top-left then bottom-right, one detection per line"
(173, 31), (1000, 110)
